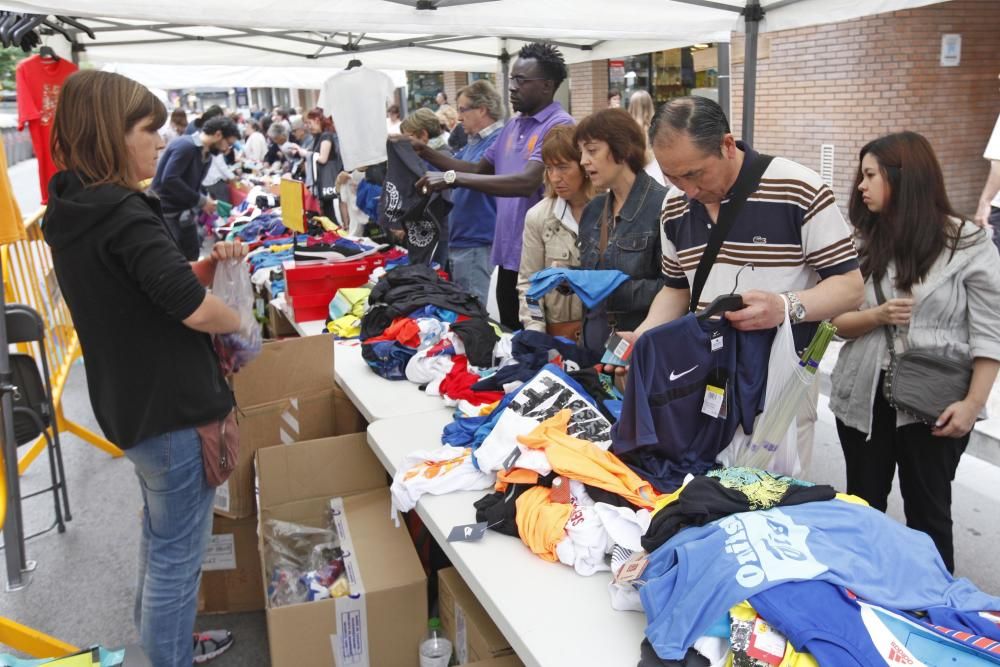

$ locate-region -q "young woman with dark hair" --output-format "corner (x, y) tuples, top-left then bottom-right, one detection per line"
(830, 131), (1000, 573)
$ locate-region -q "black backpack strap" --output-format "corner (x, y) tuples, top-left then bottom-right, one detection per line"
(688, 153), (774, 313)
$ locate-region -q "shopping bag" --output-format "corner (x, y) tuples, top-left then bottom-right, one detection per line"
(211, 258), (263, 374)
(724, 307), (806, 476)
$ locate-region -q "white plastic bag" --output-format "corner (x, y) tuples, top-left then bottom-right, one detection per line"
(212, 258), (263, 374)
(729, 305), (809, 476)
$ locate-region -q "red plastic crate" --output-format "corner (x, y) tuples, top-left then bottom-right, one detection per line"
(286, 259), (367, 296)
(284, 254), (387, 323)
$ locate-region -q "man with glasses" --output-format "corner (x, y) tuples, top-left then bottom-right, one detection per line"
(151, 116), (240, 260)
(440, 80), (506, 306)
(415, 42), (574, 329)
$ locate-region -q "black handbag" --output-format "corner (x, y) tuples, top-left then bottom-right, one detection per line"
(312, 153), (339, 201)
(872, 277), (971, 424)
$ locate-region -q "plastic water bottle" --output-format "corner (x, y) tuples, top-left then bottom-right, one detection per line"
(419, 617), (452, 667)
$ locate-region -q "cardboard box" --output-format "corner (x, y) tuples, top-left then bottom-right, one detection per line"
(199, 514), (264, 614)
(257, 433), (427, 667)
(266, 301), (299, 339)
(438, 567), (515, 664)
(464, 657), (525, 667)
(215, 335), (367, 519)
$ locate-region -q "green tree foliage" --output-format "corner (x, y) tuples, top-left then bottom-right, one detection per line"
(0, 47), (25, 91)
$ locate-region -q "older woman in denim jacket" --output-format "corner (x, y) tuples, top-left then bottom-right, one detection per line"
(830, 132), (1000, 574)
(575, 108), (667, 356)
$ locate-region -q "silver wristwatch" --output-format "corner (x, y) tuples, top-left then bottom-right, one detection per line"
(443, 169), (457, 186)
(783, 291), (807, 324)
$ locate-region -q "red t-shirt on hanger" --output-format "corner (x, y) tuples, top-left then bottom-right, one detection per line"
(16, 54), (78, 204)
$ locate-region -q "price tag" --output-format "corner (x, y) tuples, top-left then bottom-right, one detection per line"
(746, 616), (787, 665)
(550, 476), (571, 504)
(702, 385), (725, 418)
(447, 522), (488, 542)
(526, 298), (544, 322)
(613, 552), (648, 584)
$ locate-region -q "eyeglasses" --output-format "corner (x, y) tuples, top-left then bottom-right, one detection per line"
(510, 75), (547, 87)
(457, 105), (477, 114)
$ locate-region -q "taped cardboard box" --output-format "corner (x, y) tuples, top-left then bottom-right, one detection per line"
(257, 433), (426, 667)
(438, 567), (515, 664)
(199, 514), (263, 614)
(215, 334), (367, 519)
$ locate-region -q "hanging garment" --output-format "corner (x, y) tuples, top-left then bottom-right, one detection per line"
(378, 139), (452, 265)
(317, 67), (395, 171)
(612, 313), (775, 492)
(16, 54), (78, 204)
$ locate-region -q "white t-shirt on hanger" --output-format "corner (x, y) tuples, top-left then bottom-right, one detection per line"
(318, 67), (395, 171)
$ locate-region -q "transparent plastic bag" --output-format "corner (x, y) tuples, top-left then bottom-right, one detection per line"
(263, 519), (347, 607)
(212, 258), (263, 374)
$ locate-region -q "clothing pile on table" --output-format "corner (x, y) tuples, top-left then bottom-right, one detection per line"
(358, 261), (1000, 666)
(214, 185), (398, 333)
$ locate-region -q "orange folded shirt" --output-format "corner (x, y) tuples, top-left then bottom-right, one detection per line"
(515, 485), (571, 563)
(517, 410), (662, 510)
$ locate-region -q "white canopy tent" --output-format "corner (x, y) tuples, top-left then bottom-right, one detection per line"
(99, 63), (408, 92)
(0, 0), (948, 141)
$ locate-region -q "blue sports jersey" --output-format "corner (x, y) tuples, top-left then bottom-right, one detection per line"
(637, 499), (1000, 660)
(611, 313), (774, 491)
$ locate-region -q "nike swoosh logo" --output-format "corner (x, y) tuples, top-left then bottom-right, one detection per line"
(669, 366), (698, 381)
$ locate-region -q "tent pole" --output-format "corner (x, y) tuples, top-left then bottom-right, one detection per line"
(717, 42), (731, 125)
(741, 0), (764, 146)
(0, 253), (30, 591)
(500, 40), (511, 121)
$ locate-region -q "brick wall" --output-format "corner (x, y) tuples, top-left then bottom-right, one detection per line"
(730, 0), (1000, 216)
(442, 72), (470, 106)
(568, 60), (610, 121)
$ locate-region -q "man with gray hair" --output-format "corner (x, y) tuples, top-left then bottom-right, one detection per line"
(626, 95), (864, 473)
(444, 79), (505, 305)
(264, 120), (301, 168)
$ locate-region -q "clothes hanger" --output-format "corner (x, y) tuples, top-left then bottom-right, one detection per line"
(41, 19), (74, 44)
(697, 263), (754, 321)
(12, 15), (44, 46)
(54, 15), (95, 40)
(38, 44), (58, 61)
(346, 59), (362, 70)
(0, 12), (22, 47)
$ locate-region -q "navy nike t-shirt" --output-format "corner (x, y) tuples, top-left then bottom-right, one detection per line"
(610, 313), (774, 491)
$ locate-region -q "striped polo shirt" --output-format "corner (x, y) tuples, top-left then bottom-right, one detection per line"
(660, 143), (859, 347)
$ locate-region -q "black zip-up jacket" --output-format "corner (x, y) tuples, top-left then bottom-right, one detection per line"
(43, 171), (232, 449)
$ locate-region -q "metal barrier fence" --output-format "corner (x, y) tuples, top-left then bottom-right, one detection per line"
(2, 208), (122, 474)
(1, 127), (34, 168)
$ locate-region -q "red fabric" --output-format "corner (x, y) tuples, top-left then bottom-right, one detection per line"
(16, 56), (77, 204)
(438, 356), (505, 406)
(367, 317), (421, 348)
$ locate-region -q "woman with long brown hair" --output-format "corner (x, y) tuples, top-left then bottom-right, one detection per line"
(44, 70), (245, 664)
(830, 131), (1000, 573)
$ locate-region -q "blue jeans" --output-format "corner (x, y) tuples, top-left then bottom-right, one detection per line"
(449, 245), (492, 307)
(125, 428), (215, 667)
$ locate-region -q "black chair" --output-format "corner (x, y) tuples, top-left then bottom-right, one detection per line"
(5, 303), (70, 538)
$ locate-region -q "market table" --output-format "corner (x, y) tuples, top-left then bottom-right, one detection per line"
(333, 340), (451, 422)
(367, 410), (646, 667)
